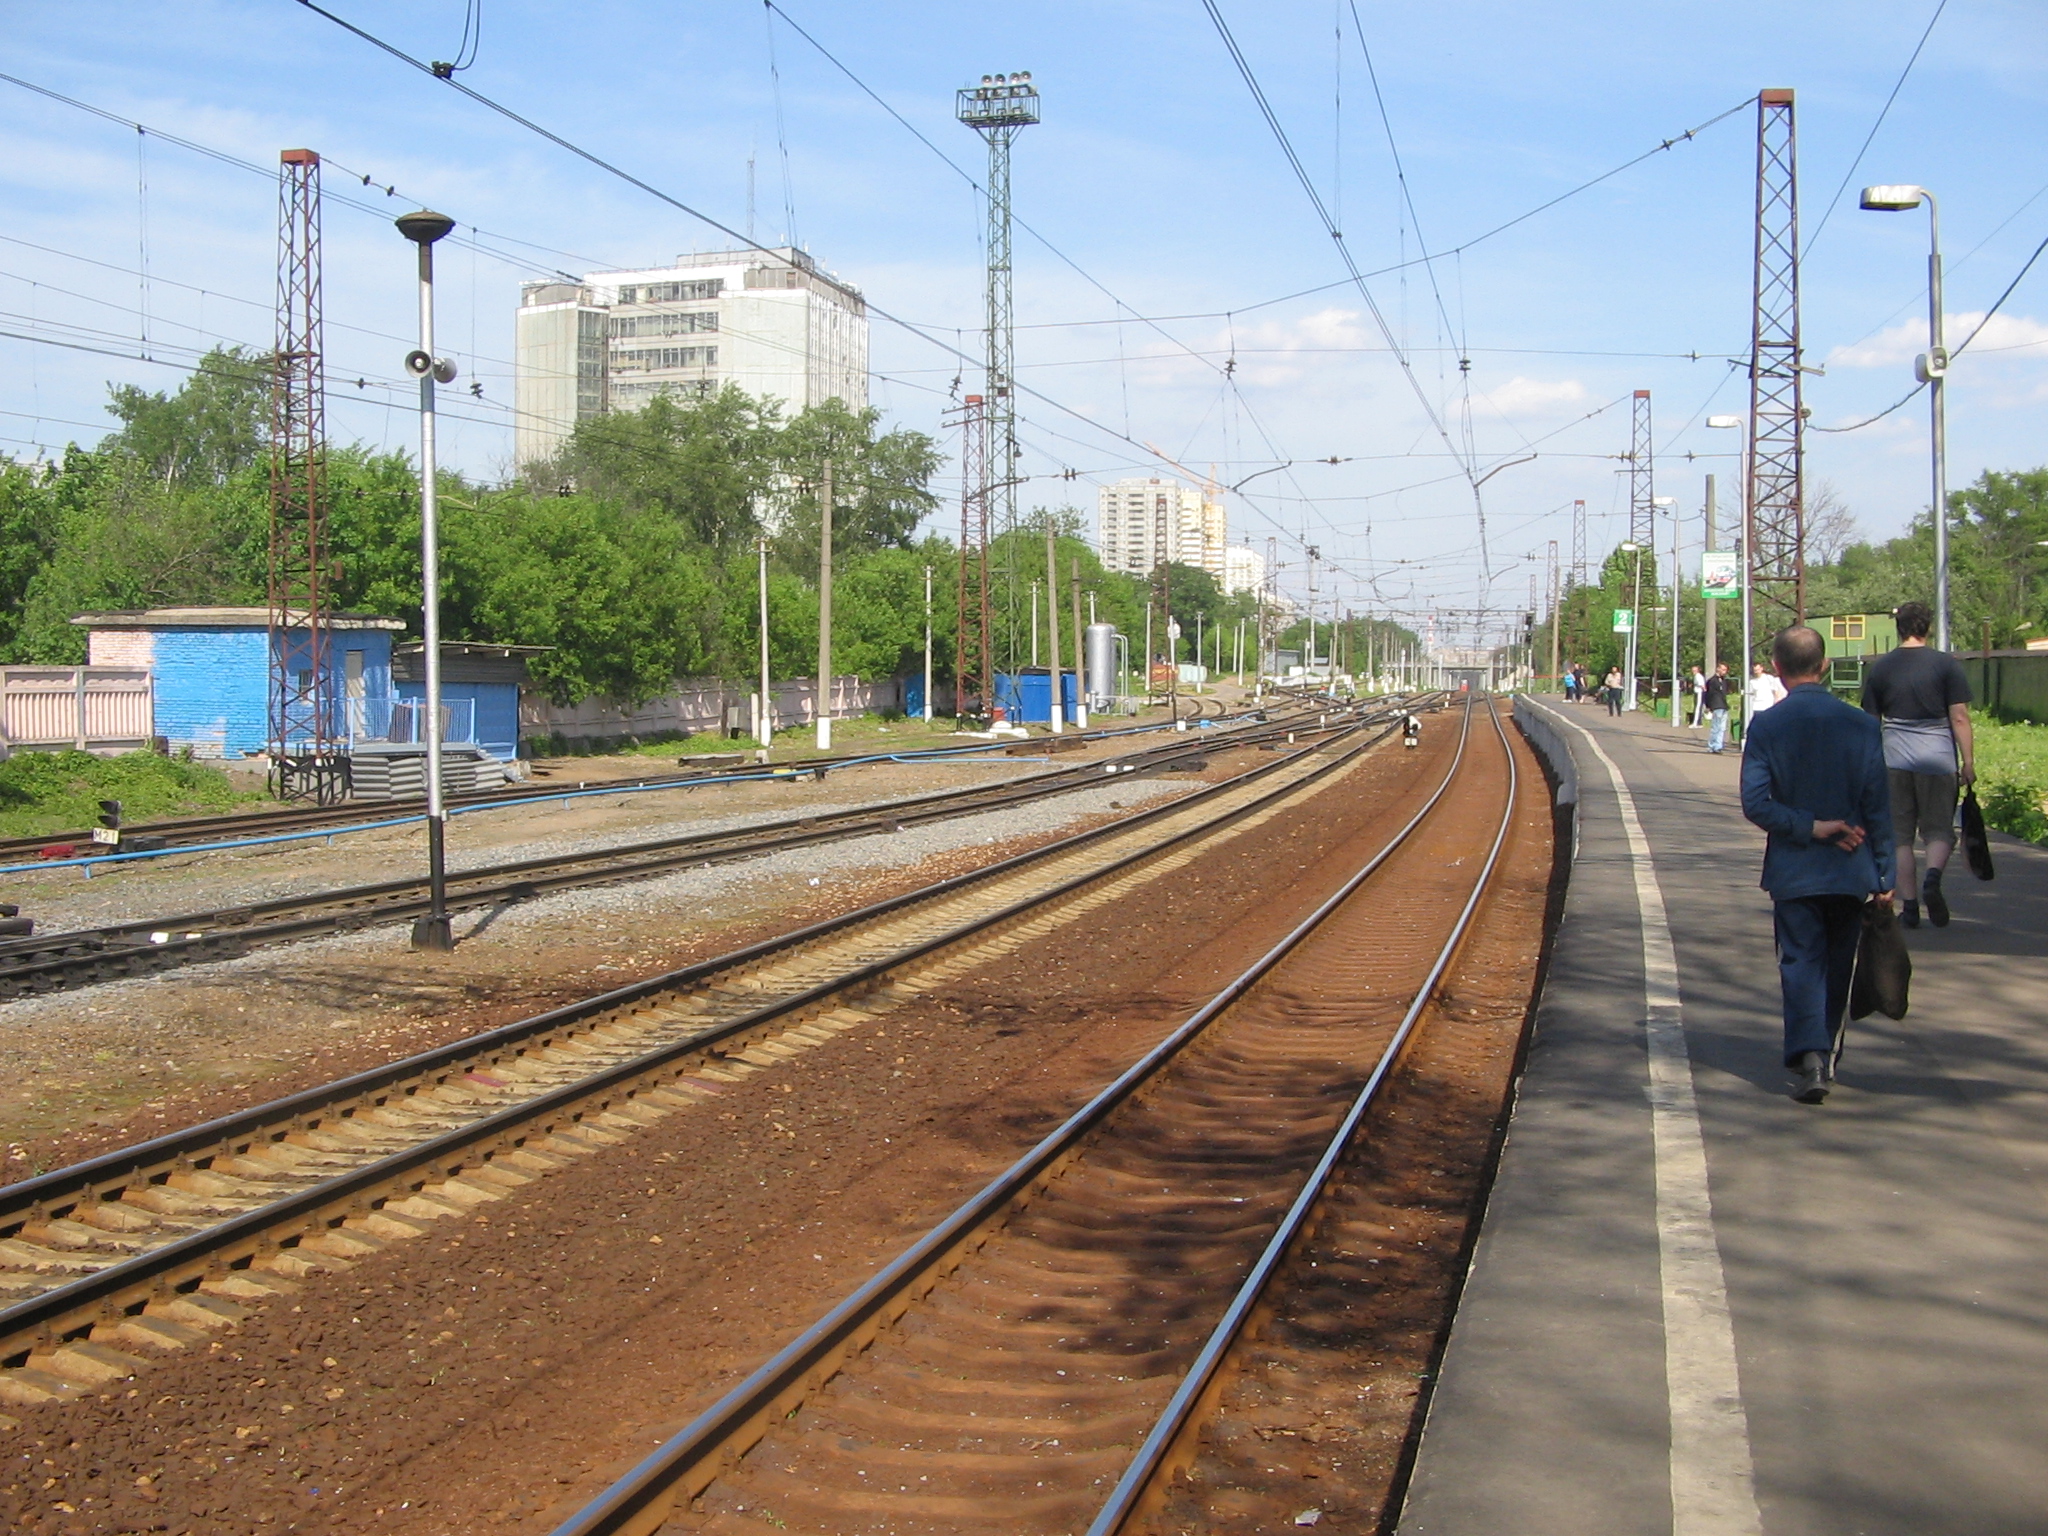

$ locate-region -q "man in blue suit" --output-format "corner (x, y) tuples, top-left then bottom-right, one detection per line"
(1739, 625), (1895, 1103)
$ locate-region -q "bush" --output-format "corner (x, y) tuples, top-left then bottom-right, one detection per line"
(1971, 715), (2048, 845)
(0, 749), (257, 837)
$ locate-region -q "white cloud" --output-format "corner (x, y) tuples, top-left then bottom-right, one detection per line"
(1827, 311), (2048, 369)
(1479, 375), (1588, 414)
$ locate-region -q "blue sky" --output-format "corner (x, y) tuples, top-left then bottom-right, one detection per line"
(4, 0), (2044, 641)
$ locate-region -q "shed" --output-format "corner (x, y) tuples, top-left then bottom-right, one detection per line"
(391, 642), (546, 762)
(1814, 613), (1901, 695)
(73, 607), (405, 759)
(992, 668), (1078, 725)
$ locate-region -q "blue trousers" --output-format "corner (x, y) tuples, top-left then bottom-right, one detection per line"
(1707, 707), (1730, 752)
(1773, 894), (1861, 1067)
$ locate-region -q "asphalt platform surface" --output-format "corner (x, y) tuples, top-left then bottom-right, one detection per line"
(1400, 698), (2048, 1536)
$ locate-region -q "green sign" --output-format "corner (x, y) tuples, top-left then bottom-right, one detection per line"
(1612, 608), (1636, 633)
(1700, 551), (1742, 601)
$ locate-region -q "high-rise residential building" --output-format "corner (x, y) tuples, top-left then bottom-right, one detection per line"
(1222, 542), (1266, 597)
(1095, 476), (1226, 578)
(514, 246), (868, 472)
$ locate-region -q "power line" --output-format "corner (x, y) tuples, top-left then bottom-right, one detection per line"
(1806, 0), (1948, 259)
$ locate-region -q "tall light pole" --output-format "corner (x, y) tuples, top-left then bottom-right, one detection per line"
(1708, 415), (1751, 736)
(816, 459), (834, 751)
(396, 209), (457, 953)
(1861, 184), (1949, 648)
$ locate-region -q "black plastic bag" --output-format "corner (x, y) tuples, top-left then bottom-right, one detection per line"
(1960, 785), (1996, 882)
(1849, 899), (1912, 1022)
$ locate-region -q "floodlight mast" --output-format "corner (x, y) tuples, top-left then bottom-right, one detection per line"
(957, 73), (1039, 555)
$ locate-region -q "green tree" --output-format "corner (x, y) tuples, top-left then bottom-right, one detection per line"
(774, 399), (940, 569)
(102, 346), (270, 485)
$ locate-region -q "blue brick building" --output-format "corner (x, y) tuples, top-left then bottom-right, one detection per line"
(77, 607), (405, 759)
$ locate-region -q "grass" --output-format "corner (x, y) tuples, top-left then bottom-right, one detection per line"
(0, 749), (262, 839)
(1972, 713), (2048, 844)
(529, 712), (974, 765)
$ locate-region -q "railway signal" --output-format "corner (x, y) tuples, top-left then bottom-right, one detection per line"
(93, 800), (122, 847)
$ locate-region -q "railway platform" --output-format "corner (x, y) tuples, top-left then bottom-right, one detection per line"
(1401, 697), (2048, 1536)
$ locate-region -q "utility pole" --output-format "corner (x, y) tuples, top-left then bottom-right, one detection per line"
(758, 536), (773, 755)
(953, 395), (992, 720)
(269, 149), (340, 805)
(1626, 393), (1655, 711)
(1030, 579), (1040, 666)
(1748, 88), (1808, 624)
(816, 458), (833, 751)
(1546, 539), (1561, 687)
(1570, 496), (1588, 673)
(921, 562), (934, 723)
(1043, 518), (1064, 733)
(1069, 557), (1088, 729)
(958, 73), (1039, 550)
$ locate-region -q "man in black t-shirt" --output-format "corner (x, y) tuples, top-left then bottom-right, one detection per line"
(1860, 601), (1975, 927)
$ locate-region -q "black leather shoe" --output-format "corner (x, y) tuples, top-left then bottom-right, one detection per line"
(1900, 899), (1921, 929)
(1793, 1052), (1829, 1104)
(1923, 880), (1950, 927)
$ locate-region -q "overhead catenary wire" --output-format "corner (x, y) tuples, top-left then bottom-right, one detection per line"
(1805, 0), (1949, 259)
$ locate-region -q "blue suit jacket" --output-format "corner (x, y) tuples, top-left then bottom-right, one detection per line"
(1740, 682), (1895, 900)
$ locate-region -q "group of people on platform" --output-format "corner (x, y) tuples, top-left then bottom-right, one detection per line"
(1560, 601), (1975, 1107)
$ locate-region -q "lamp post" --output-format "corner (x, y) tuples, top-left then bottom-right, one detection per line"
(1861, 184), (1948, 649)
(396, 209), (457, 953)
(1620, 541), (1643, 711)
(921, 563), (934, 723)
(1707, 414), (1750, 737)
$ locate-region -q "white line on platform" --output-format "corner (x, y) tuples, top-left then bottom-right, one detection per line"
(1533, 702), (1762, 1536)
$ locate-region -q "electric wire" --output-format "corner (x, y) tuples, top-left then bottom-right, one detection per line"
(1805, 0), (1948, 259)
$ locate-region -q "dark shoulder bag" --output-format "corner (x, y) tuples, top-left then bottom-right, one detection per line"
(1960, 785), (1996, 882)
(1849, 899), (1912, 1022)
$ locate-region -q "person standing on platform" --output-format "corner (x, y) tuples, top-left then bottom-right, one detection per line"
(1702, 662), (1732, 753)
(1688, 664), (1707, 727)
(1860, 600), (1975, 929)
(1563, 668), (1578, 703)
(1603, 665), (1623, 716)
(1748, 661), (1787, 721)
(1740, 625), (1894, 1103)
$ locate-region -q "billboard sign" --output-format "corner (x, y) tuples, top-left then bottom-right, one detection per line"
(1700, 551), (1742, 600)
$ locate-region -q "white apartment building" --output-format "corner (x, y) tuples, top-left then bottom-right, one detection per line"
(1094, 477), (1227, 579)
(1221, 542), (1266, 597)
(514, 246), (869, 472)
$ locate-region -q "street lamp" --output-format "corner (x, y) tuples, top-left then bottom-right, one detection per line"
(1707, 414), (1750, 737)
(1620, 540), (1643, 711)
(396, 208), (458, 953)
(1860, 183), (1949, 649)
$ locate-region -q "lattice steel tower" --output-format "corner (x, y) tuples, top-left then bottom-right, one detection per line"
(957, 72), (1038, 545)
(1747, 89), (1806, 622)
(1627, 390), (1656, 552)
(953, 395), (994, 719)
(268, 149), (343, 803)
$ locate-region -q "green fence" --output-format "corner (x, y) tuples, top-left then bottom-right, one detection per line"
(1961, 650), (2048, 726)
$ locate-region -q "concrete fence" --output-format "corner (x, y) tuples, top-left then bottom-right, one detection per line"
(0, 666), (154, 755)
(522, 675), (904, 748)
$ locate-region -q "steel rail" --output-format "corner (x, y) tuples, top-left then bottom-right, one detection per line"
(0, 711), (1406, 1371)
(544, 695), (1488, 1536)
(1084, 694), (1519, 1533)
(0, 707), (1372, 1001)
(0, 707), (1284, 864)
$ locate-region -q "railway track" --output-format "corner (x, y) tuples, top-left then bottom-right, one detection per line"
(0, 702), (1374, 1001)
(544, 691), (1518, 1536)
(0, 702), (1421, 1403)
(0, 701), (1249, 866)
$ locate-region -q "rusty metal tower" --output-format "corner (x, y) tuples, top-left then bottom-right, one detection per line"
(1747, 88), (1806, 622)
(953, 394), (994, 718)
(957, 72), (1038, 544)
(1627, 390), (1656, 552)
(268, 149), (344, 802)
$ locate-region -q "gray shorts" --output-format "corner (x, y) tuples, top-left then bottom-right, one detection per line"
(1889, 769), (1958, 846)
